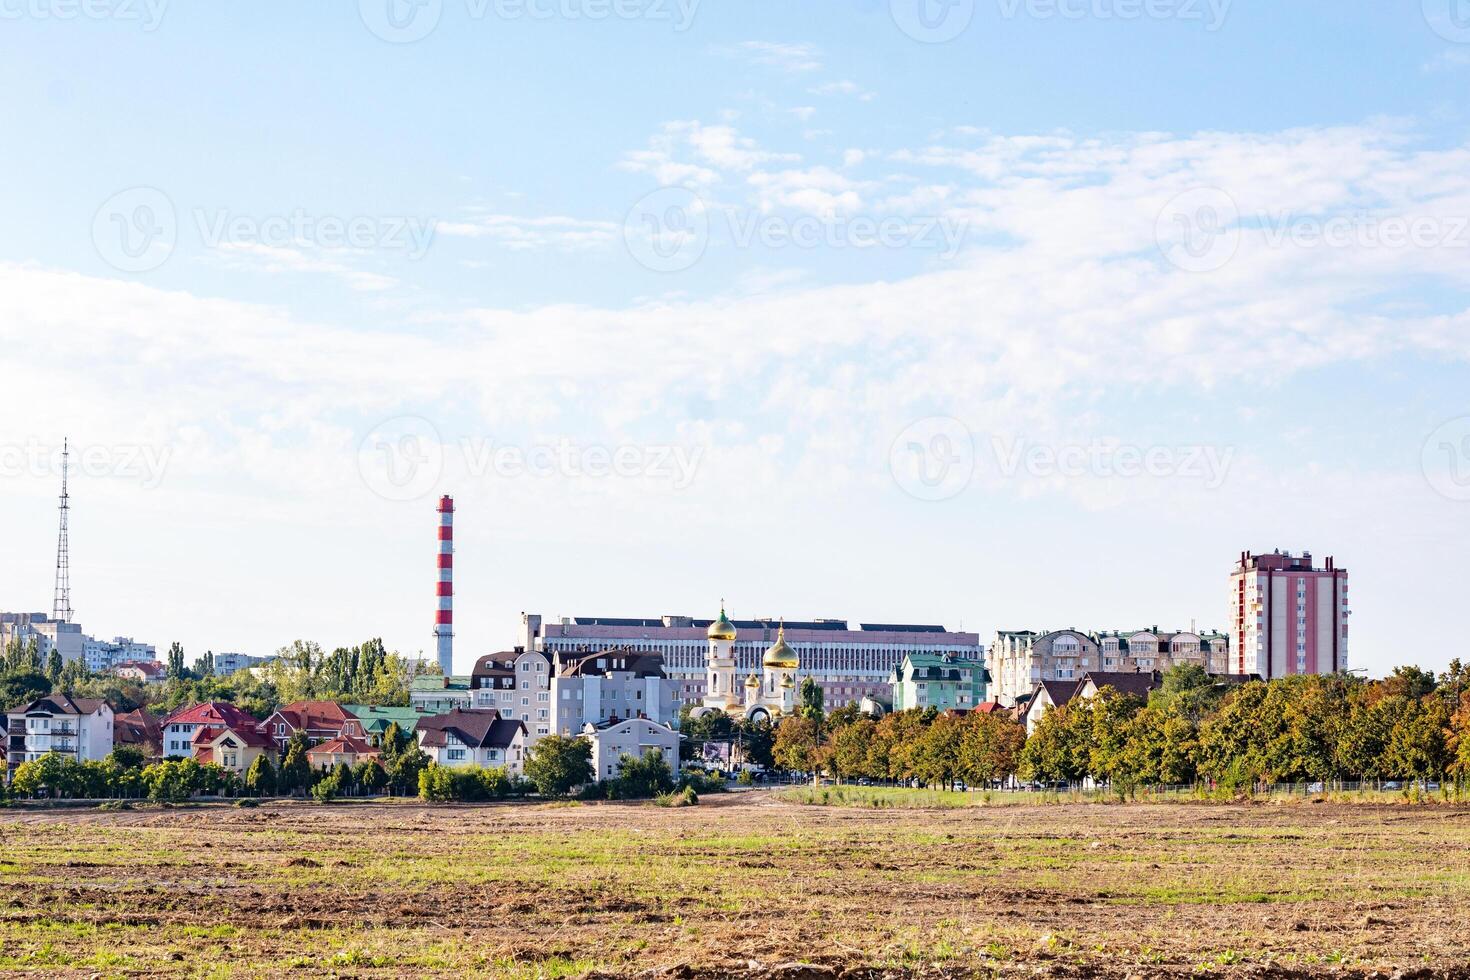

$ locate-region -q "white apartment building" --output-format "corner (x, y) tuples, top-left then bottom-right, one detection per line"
(5, 694), (114, 772)
(1, 613), (84, 664)
(83, 636), (157, 674)
(550, 649), (678, 738)
(989, 627), (1230, 706)
(213, 652), (276, 676)
(469, 648), (552, 739)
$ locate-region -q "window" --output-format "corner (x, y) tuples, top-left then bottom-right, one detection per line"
(448, 748), (465, 761)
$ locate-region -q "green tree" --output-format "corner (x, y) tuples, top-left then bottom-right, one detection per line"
(524, 735), (594, 797)
(11, 752), (69, 797)
(913, 712), (966, 789)
(278, 730), (312, 796)
(827, 717), (876, 781)
(166, 642), (186, 681)
(798, 677), (825, 727)
(44, 649), (63, 685)
(1019, 700), (1093, 785)
(418, 762), (455, 801)
(244, 754), (277, 796)
(107, 745), (147, 771)
(614, 749), (676, 798)
(772, 715), (823, 776)
(957, 712), (1026, 787)
(0, 671), (51, 711)
(353, 758), (386, 795)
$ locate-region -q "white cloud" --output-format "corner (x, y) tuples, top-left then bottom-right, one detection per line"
(437, 213), (619, 250)
(731, 41), (823, 73)
(809, 80), (876, 101)
(211, 242), (398, 292)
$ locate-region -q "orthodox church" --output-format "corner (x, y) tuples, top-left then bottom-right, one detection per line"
(692, 604), (800, 723)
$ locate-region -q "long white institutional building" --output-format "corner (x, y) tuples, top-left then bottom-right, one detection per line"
(520, 611), (982, 707)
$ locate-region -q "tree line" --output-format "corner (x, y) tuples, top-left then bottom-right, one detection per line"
(762, 663), (1470, 792)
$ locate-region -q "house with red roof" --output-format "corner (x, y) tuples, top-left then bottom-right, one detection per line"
(111, 660), (166, 684)
(194, 724), (275, 776)
(306, 733), (380, 770)
(160, 702), (261, 758)
(415, 708), (526, 774)
(259, 700), (363, 752)
(114, 708), (163, 760)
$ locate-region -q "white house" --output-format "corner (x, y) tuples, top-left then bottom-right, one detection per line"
(5, 694), (115, 772)
(581, 717), (681, 782)
(415, 708), (527, 775)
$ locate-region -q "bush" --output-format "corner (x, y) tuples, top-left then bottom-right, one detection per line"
(418, 763), (514, 802)
(311, 773), (341, 803)
(96, 800), (132, 812)
(235, 798), (260, 808)
(655, 785), (700, 808)
(679, 769), (727, 795)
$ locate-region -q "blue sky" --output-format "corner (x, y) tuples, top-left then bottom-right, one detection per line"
(2, 1), (1469, 676)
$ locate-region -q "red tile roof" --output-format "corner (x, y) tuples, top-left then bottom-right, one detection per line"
(272, 700), (356, 733)
(307, 734), (379, 758)
(163, 702), (260, 730)
(114, 709), (162, 750)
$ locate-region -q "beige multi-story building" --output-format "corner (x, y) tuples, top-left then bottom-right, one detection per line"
(989, 628), (1230, 706)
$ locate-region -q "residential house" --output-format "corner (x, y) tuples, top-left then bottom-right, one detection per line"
(340, 704), (430, 747)
(1021, 679), (1081, 735)
(112, 660), (166, 684)
(409, 675), (473, 714)
(194, 725), (275, 776)
(890, 651), (990, 712)
(5, 694), (115, 772)
(259, 701), (362, 752)
(306, 734), (380, 770)
(415, 708), (527, 774)
(470, 648), (552, 738)
(160, 702), (261, 758)
(550, 648), (676, 739)
(581, 716), (681, 782)
(113, 708), (163, 760)
(1076, 671), (1164, 702)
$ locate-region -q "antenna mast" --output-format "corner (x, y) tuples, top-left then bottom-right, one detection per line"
(53, 438), (73, 623)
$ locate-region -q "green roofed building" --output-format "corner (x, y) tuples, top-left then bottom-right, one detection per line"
(890, 652), (990, 712)
(342, 704), (433, 746)
(409, 675), (473, 715)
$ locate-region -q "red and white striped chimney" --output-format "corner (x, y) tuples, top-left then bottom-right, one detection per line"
(434, 495), (454, 675)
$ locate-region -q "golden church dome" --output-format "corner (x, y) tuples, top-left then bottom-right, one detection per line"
(762, 624), (799, 670)
(707, 604), (738, 642)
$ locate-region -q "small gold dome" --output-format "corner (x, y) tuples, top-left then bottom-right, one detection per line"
(744, 674), (759, 688)
(763, 624), (799, 670)
(707, 604), (738, 642)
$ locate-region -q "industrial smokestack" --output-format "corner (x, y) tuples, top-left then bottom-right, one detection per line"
(435, 495), (454, 676)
